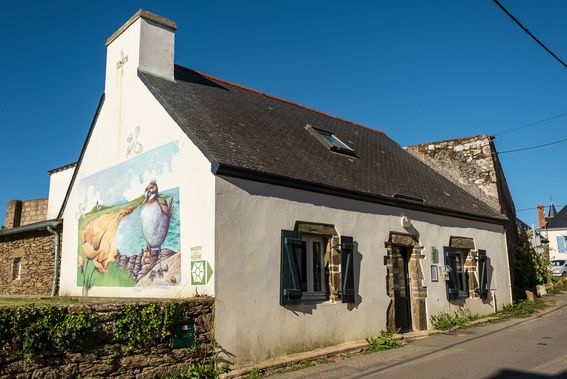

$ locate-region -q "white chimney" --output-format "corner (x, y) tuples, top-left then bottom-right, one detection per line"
(104, 9), (176, 92)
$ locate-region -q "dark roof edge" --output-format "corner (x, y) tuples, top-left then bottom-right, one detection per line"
(214, 164), (509, 226)
(137, 70), (221, 169)
(105, 9), (176, 46)
(57, 94), (106, 219)
(48, 162), (77, 175)
(0, 219), (62, 238)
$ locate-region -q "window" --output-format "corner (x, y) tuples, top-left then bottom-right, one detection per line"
(443, 247), (469, 300)
(445, 245), (489, 301)
(298, 236), (326, 300)
(450, 250), (468, 295)
(305, 124), (357, 157)
(12, 258), (21, 280)
(280, 229), (355, 305)
(557, 236), (567, 253)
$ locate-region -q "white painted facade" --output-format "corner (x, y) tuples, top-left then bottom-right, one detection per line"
(54, 10), (513, 365)
(545, 228), (567, 260)
(47, 166), (75, 219)
(214, 176), (511, 363)
(58, 14), (215, 298)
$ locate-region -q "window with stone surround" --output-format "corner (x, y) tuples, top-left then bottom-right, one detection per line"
(280, 226), (355, 305)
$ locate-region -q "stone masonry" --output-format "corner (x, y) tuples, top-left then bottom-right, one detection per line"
(3, 198), (48, 229)
(0, 297), (215, 379)
(407, 135), (500, 211)
(0, 227), (61, 296)
(407, 135), (519, 292)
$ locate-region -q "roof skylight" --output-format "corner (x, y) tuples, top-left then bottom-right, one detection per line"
(306, 124), (356, 157)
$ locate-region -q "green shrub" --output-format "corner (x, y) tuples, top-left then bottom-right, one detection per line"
(430, 307), (479, 330)
(366, 330), (401, 352)
(247, 367), (264, 378)
(499, 300), (545, 319)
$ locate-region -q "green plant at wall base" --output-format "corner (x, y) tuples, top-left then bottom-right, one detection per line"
(430, 307), (479, 331)
(0, 306), (99, 361)
(110, 302), (179, 350)
(0, 301), (199, 362)
(247, 367), (264, 378)
(498, 299), (546, 319)
(366, 330), (402, 352)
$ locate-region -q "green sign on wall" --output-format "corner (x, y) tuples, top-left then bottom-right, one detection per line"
(431, 246), (439, 264)
(191, 260), (213, 285)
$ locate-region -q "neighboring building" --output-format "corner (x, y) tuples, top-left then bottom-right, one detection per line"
(540, 204), (567, 260)
(0, 163), (74, 296)
(1, 10), (513, 365)
(406, 135), (520, 290)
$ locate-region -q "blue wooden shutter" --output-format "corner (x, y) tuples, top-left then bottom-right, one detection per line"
(476, 250), (488, 300)
(280, 230), (303, 305)
(557, 236), (566, 253)
(443, 246), (459, 300)
(340, 236), (355, 303)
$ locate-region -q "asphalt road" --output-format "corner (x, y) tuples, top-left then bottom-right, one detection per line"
(273, 294), (567, 379)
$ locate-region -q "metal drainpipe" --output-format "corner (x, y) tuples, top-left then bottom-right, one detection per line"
(47, 225), (60, 297)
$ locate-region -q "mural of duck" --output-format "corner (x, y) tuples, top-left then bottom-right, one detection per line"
(140, 180), (173, 254)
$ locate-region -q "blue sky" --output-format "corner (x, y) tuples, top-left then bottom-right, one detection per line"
(1, 1), (566, 226)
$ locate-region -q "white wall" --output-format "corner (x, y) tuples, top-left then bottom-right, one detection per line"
(546, 229), (567, 260)
(214, 176), (512, 364)
(58, 17), (215, 298)
(47, 166), (75, 219)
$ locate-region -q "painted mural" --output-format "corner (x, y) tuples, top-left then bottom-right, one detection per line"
(76, 141), (181, 294)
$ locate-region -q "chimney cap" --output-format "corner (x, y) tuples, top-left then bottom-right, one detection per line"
(105, 9), (177, 46)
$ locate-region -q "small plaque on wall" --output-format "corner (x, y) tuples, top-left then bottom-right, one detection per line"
(431, 265), (439, 282)
(431, 246), (439, 264)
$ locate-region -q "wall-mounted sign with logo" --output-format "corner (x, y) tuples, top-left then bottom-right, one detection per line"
(191, 260), (213, 285)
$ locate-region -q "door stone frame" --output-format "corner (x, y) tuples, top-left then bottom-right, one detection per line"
(385, 232), (427, 331)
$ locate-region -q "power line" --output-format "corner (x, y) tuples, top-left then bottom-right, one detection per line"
(498, 136), (567, 154)
(494, 112), (567, 136)
(492, 0), (567, 70)
(517, 205), (566, 212)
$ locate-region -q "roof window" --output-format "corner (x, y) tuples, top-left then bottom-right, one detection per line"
(306, 124), (356, 157)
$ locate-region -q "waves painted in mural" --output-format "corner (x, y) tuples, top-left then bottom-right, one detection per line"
(76, 141), (181, 294)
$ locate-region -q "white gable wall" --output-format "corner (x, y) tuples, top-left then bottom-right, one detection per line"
(47, 166), (75, 219)
(58, 16), (215, 297)
(214, 176), (512, 364)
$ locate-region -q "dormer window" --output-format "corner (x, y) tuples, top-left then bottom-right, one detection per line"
(306, 124), (356, 157)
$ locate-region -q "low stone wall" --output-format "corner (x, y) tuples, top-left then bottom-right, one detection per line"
(0, 297), (214, 378)
(0, 228), (60, 296)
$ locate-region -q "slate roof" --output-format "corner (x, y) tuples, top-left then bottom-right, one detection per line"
(546, 206), (567, 229)
(139, 65), (505, 223)
(548, 203), (558, 218)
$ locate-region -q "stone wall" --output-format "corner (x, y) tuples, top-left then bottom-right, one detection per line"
(0, 228), (60, 296)
(407, 135), (519, 292)
(3, 198), (48, 229)
(407, 135), (500, 211)
(0, 297), (215, 379)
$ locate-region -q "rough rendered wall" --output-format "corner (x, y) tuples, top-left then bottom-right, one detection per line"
(407, 135), (500, 211)
(0, 228), (60, 296)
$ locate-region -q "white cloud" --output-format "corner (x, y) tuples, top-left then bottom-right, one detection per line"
(122, 151), (179, 202)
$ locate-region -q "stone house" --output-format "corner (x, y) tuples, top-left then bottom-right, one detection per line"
(1, 10), (515, 365)
(0, 163), (74, 296)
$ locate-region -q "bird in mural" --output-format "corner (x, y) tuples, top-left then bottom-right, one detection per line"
(140, 180), (173, 256)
